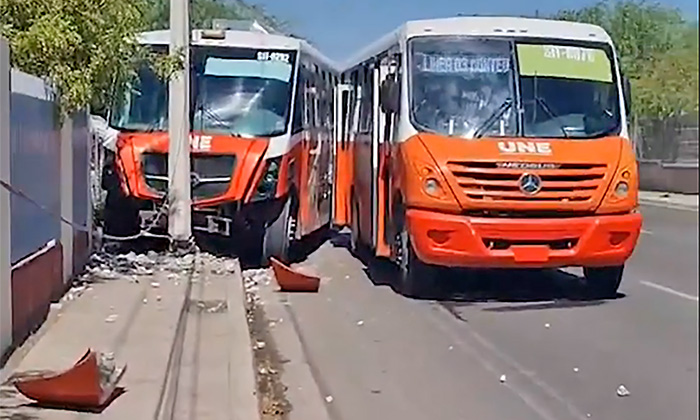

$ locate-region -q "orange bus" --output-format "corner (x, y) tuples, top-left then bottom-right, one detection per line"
(338, 17), (642, 298)
(105, 24), (340, 263)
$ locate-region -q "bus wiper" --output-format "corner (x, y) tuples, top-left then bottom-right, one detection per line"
(474, 99), (513, 138)
(535, 97), (569, 139)
(197, 105), (244, 137)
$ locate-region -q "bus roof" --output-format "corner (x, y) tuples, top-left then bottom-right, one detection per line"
(342, 16), (614, 70)
(138, 29), (341, 73)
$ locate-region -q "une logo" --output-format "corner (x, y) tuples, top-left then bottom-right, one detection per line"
(498, 141), (552, 155)
(190, 135), (213, 151)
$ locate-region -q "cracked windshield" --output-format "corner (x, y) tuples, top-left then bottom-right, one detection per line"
(111, 48), (296, 138)
(410, 37), (620, 139)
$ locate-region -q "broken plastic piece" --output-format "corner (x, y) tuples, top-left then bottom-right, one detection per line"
(11, 349), (127, 410)
(269, 257), (320, 292)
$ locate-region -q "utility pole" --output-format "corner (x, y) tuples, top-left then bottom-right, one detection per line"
(168, 0), (192, 249)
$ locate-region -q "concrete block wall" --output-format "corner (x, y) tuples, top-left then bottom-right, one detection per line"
(0, 36), (92, 363)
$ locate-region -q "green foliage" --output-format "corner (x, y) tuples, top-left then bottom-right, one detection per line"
(0, 0), (155, 116)
(553, 0), (699, 118)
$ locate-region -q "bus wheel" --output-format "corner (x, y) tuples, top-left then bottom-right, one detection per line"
(583, 265), (624, 299)
(262, 196), (297, 265)
(396, 226), (437, 299)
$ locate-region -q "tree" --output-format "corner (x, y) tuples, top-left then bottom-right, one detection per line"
(554, 0), (698, 119)
(0, 0), (168, 116)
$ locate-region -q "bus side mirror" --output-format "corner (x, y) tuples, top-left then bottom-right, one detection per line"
(380, 78), (399, 115)
(622, 75), (632, 115)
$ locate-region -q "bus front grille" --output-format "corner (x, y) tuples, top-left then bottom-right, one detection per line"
(141, 153), (236, 201)
(446, 161), (607, 203)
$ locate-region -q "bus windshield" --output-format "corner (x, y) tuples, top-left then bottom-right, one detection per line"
(192, 48), (296, 138)
(409, 36), (621, 139)
(110, 47), (297, 138)
(110, 64), (168, 132)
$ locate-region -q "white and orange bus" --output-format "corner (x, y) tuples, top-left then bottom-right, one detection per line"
(338, 16), (642, 298)
(105, 23), (340, 263)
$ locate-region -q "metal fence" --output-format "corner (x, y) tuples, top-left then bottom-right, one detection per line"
(632, 114), (699, 164)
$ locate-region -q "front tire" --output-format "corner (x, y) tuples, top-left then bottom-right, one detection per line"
(583, 265), (624, 299)
(396, 225), (437, 299)
(261, 196), (297, 265)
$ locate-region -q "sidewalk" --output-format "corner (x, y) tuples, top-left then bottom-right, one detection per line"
(0, 251), (258, 420)
(639, 190), (699, 211)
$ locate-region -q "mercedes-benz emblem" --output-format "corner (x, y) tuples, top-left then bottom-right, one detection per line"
(190, 172), (201, 188)
(519, 173), (542, 195)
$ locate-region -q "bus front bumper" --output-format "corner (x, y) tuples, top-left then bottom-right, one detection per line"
(406, 209), (643, 269)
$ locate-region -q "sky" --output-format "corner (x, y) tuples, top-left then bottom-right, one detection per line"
(250, 0), (699, 63)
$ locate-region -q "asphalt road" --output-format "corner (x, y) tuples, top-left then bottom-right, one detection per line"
(259, 204), (698, 420)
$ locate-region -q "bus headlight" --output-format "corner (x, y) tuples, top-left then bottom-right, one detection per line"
(615, 181), (629, 198)
(252, 158), (281, 202)
(423, 177), (443, 197)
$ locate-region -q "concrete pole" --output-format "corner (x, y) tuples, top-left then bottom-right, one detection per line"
(168, 0), (192, 248)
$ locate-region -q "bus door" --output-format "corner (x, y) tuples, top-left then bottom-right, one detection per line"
(376, 54), (400, 257)
(314, 80), (334, 231)
(333, 83), (352, 226)
(350, 66), (377, 249)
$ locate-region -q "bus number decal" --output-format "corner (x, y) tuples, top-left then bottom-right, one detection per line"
(257, 51), (290, 63)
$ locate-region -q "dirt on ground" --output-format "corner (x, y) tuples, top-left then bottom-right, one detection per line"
(243, 268), (292, 420)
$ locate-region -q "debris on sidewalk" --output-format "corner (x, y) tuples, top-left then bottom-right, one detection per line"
(242, 266), (292, 419)
(10, 349), (126, 411)
(499, 374), (507, 383)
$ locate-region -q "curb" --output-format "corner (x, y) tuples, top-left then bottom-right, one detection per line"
(639, 199), (699, 212)
(226, 258), (261, 420)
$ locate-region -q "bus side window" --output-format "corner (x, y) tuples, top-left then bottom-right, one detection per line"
(359, 65), (373, 134)
(292, 70), (304, 134)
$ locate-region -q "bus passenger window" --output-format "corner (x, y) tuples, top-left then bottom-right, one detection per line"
(359, 66), (373, 134)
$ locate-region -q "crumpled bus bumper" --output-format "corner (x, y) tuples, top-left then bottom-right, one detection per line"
(406, 208), (642, 269)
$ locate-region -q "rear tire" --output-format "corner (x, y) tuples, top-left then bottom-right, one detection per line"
(583, 265), (624, 299)
(261, 196), (296, 265)
(397, 225), (437, 299)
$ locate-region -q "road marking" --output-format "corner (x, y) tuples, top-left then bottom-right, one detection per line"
(640, 281), (699, 302)
(430, 306), (590, 420)
(641, 229), (653, 235)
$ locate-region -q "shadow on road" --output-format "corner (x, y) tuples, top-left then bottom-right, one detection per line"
(329, 232), (624, 308)
(197, 226), (335, 270)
